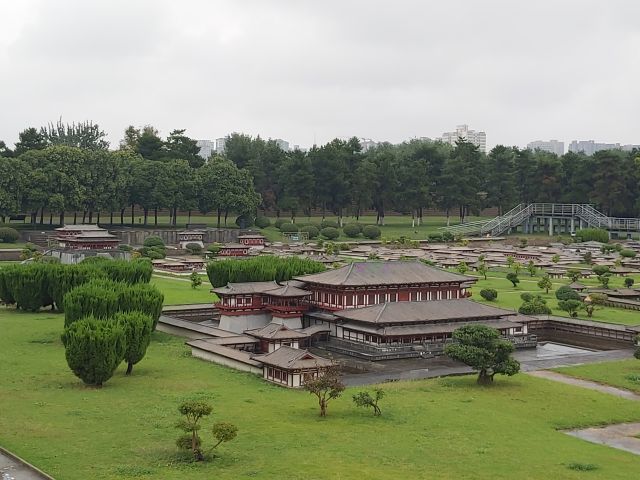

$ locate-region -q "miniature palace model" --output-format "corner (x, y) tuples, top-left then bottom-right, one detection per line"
(53, 225), (120, 250)
(185, 261), (536, 387)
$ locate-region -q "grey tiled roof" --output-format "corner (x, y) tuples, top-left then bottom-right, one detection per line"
(296, 261), (476, 286)
(252, 346), (333, 369)
(334, 299), (516, 325)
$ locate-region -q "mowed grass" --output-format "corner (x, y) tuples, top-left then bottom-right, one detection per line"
(2, 310), (640, 479)
(554, 360), (640, 393)
(470, 271), (640, 326)
(0, 242), (25, 249)
(150, 275), (217, 305)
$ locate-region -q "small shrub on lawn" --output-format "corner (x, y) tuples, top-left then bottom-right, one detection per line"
(255, 216), (271, 228)
(343, 223), (361, 238)
(362, 225), (381, 240)
(480, 289), (497, 301)
(0, 227), (20, 243)
(301, 225), (319, 239)
(279, 222), (299, 233)
(567, 462), (598, 472)
(321, 227), (340, 240)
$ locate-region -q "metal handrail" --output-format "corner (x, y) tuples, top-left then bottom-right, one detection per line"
(439, 203), (640, 237)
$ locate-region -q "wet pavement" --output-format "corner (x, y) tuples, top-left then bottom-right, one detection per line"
(566, 422), (640, 455)
(0, 450), (50, 480)
(326, 343), (635, 386)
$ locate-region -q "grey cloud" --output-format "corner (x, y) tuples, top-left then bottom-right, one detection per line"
(1, 0), (639, 149)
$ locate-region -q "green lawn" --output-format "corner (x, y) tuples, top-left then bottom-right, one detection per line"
(554, 360), (640, 394)
(1, 309), (640, 479)
(470, 271), (640, 326)
(0, 242), (24, 249)
(151, 275), (217, 305)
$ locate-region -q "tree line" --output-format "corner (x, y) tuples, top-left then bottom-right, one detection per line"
(1, 121), (639, 227)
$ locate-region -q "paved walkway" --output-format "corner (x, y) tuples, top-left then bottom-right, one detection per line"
(566, 423), (640, 455)
(527, 370), (640, 401)
(338, 347), (635, 387)
(0, 450), (51, 480)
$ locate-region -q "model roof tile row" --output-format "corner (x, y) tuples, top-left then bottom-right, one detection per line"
(333, 299), (516, 325)
(252, 346), (333, 369)
(295, 261), (475, 286)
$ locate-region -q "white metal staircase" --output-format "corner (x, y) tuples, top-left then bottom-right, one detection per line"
(439, 203), (640, 237)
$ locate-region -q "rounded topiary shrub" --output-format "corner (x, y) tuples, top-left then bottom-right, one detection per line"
(362, 225), (381, 240)
(185, 243), (203, 254)
(301, 225), (319, 239)
(428, 232), (443, 242)
(235, 214), (254, 228)
(620, 249), (637, 258)
(343, 223), (362, 238)
(555, 285), (581, 301)
(0, 227), (20, 243)
(480, 289), (498, 301)
(321, 227), (340, 240)
(321, 220), (339, 229)
(255, 216), (271, 228)
(279, 223), (299, 233)
(61, 317), (126, 387)
(274, 218), (287, 229)
(143, 236), (165, 248)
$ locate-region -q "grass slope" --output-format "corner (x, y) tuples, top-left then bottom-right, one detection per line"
(554, 360), (640, 393)
(150, 275), (216, 305)
(1, 309), (640, 479)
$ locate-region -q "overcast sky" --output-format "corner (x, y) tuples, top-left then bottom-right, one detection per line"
(1, 0), (639, 150)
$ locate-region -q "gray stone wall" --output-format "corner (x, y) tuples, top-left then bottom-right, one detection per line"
(111, 228), (238, 246)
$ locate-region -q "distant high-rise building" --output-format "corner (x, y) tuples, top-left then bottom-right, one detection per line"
(439, 124), (486, 153)
(275, 139), (290, 151)
(359, 138), (379, 152)
(216, 137), (227, 154)
(568, 140), (622, 155)
(526, 140), (564, 156)
(621, 144), (640, 152)
(196, 140), (216, 160)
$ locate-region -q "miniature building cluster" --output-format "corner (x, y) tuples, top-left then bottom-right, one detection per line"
(186, 261), (536, 387)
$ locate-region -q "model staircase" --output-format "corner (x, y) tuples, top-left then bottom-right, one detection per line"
(440, 203), (640, 237)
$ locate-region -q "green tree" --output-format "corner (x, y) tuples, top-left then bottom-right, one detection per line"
(165, 129), (203, 168)
(558, 299), (582, 318)
(445, 325), (520, 385)
(304, 366), (344, 417)
(41, 119), (109, 150)
(190, 272), (202, 289)
(61, 317), (126, 387)
(457, 261), (469, 274)
(352, 389), (385, 416)
(506, 272), (520, 287)
(526, 260), (537, 277)
(115, 311), (154, 375)
(175, 400), (213, 461)
(624, 278), (635, 288)
(14, 127), (47, 156)
(567, 269), (581, 283)
(477, 261), (488, 280)
(537, 275), (552, 294)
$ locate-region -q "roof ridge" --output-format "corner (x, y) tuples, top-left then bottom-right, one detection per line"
(341, 262), (356, 284)
(373, 303), (387, 324)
